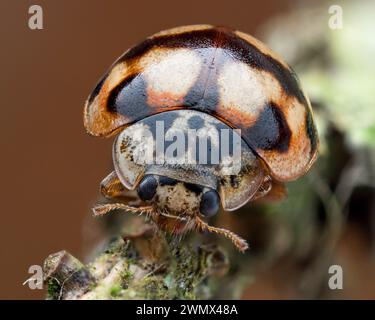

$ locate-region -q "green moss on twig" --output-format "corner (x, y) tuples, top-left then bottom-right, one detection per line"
(43, 220), (229, 300)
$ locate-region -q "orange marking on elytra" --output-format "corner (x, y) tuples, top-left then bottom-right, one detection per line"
(147, 90), (185, 108)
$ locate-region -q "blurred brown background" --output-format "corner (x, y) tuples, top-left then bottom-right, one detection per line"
(0, 0), (292, 299)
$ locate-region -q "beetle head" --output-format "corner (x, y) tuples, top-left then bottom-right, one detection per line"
(134, 173), (220, 233)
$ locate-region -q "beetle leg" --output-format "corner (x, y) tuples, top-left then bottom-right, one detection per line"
(252, 177), (288, 203)
(100, 171), (131, 198)
(100, 171), (126, 198)
(100, 171), (140, 204)
(194, 216), (248, 252)
(94, 171), (150, 217)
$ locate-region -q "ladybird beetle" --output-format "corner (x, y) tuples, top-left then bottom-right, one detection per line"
(84, 25), (318, 252)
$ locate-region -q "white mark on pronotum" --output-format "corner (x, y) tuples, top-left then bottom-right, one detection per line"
(132, 121), (241, 174)
(28, 5), (43, 30)
(328, 5), (343, 30)
(328, 264), (343, 290)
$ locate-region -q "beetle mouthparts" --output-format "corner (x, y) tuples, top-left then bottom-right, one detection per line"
(158, 211), (188, 222)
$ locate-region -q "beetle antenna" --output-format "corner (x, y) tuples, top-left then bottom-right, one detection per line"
(194, 216), (249, 252)
(92, 203), (155, 217)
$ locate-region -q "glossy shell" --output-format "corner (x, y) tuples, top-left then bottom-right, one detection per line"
(84, 25), (318, 182)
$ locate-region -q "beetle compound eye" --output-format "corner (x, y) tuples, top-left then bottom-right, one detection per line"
(200, 190), (220, 218)
(137, 175), (158, 201)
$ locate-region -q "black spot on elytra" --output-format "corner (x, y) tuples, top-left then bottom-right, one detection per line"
(245, 102), (291, 152)
(305, 109), (318, 155)
(183, 47), (221, 111)
(116, 29), (218, 64)
(87, 73), (108, 104)
(183, 31), (226, 112)
(107, 74), (150, 121)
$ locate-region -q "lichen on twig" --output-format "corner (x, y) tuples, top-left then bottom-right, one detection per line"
(43, 218), (229, 300)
